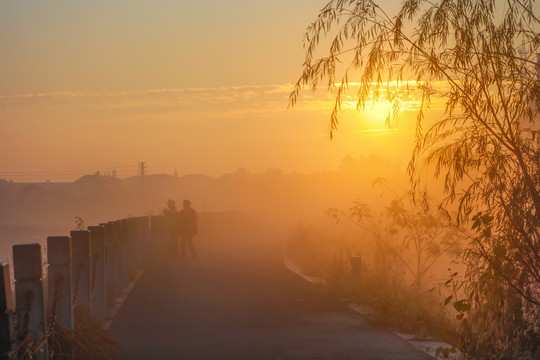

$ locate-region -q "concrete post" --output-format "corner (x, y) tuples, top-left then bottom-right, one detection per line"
(128, 217), (142, 273)
(88, 226), (106, 318)
(71, 230), (91, 308)
(0, 262), (14, 360)
(12, 244), (48, 360)
(118, 220), (129, 288)
(139, 216), (150, 266)
(133, 217), (143, 270)
(110, 221), (123, 296)
(46, 236), (73, 330)
(100, 222), (115, 308)
(126, 218), (136, 277)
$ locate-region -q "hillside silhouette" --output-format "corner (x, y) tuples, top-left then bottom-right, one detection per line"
(0, 156), (405, 236)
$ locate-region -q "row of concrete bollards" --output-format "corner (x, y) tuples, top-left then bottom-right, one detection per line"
(0, 215), (171, 360)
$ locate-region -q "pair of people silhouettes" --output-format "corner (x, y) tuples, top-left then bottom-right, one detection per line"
(163, 199), (197, 259)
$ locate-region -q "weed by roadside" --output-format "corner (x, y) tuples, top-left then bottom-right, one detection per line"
(285, 222), (460, 346)
(9, 305), (116, 360)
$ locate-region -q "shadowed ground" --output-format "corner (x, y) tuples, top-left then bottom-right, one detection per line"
(111, 214), (433, 360)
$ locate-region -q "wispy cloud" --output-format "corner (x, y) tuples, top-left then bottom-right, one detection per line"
(1, 80), (450, 112)
(0, 82), (449, 130)
(0, 85), (294, 118)
(0, 83), (431, 177)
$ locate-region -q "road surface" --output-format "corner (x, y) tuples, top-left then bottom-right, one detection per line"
(111, 215), (433, 360)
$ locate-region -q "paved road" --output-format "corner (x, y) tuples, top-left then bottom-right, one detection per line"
(111, 218), (433, 360)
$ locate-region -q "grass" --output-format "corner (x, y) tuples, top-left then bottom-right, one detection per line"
(9, 305), (116, 360)
(285, 223), (460, 345)
(49, 306), (116, 360)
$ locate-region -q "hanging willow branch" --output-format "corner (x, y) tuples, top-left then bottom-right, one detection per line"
(290, 0), (540, 353)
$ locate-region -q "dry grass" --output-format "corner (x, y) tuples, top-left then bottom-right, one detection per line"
(285, 223), (459, 344)
(49, 306), (116, 360)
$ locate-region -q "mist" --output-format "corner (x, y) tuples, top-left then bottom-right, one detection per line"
(0, 154), (406, 233)
(0, 152), (457, 293)
(2, 0), (538, 358)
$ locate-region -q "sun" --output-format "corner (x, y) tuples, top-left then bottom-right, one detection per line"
(360, 100), (396, 127)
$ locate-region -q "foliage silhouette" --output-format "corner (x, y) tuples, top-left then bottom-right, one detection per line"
(291, 0), (540, 357)
(326, 182), (461, 289)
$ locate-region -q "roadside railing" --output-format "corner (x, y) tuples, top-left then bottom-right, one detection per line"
(0, 215), (169, 360)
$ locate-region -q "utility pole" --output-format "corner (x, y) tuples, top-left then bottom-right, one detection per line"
(138, 162), (146, 178)
(138, 162), (147, 210)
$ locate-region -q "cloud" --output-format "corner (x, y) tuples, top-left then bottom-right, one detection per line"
(0, 82), (450, 130)
(0, 85), (292, 117)
(0, 83), (432, 178)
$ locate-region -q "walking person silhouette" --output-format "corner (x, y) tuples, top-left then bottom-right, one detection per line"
(178, 199), (197, 259)
(163, 199), (180, 255)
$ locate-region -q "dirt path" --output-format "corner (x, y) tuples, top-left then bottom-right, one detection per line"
(111, 224), (433, 359)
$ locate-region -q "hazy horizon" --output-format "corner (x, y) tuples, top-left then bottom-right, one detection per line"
(0, 0), (416, 183)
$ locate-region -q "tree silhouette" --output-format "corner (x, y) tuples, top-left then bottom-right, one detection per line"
(291, 0), (539, 357)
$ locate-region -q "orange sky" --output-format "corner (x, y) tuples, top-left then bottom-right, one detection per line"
(0, 0), (417, 182)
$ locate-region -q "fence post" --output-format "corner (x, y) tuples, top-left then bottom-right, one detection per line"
(0, 262), (14, 360)
(129, 217), (142, 274)
(118, 220), (129, 288)
(111, 221), (123, 296)
(88, 226), (106, 318)
(12, 244), (48, 360)
(46, 236), (73, 330)
(139, 216), (150, 266)
(71, 230), (91, 308)
(100, 222), (115, 309)
(127, 218), (136, 278)
(134, 218), (142, 271)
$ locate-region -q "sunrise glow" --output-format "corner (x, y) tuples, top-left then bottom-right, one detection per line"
(359, 99), (396, 126)
(1, 0), (538, 359)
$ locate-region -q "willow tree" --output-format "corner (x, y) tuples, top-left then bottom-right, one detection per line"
(290, 0), (540, 357)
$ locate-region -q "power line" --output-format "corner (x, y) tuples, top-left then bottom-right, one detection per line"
(138, 162), (147, 178)
(0, 164), (140, 182)
(0, 164), (137, 176)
